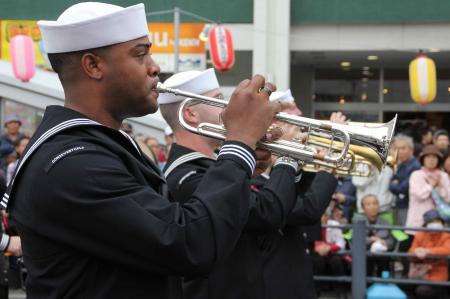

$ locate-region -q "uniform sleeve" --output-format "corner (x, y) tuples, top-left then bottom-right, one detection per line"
(173, 164), (298, 231)
(245, 164), (297, 231)
(18, 142), (254, 277)
(286, 171), (338, 226)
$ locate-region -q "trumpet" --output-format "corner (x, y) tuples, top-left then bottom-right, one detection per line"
(302, 136), (372, 176)
(302, 155), (373, 177)
(156, 83), (397, 168)
(303, 149), (399, 177)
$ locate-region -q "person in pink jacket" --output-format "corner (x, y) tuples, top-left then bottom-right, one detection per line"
(406, 145), (450, 235)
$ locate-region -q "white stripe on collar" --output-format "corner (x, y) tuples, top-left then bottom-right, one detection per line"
(164, 152), (211, 178)
(119, 130), (141, 156)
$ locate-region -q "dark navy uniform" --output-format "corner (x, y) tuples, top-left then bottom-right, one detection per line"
(4, 105), (259, 299)
(164, 143), (298, 299)
(255, 171), (337, 299)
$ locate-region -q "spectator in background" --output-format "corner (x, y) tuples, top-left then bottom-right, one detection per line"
(333, 175), (356, 222)
(313, 200), (349, 299)
(120, 122), (133, 137)
(353, 165), (394, 214)
(443, 154), (450, 177)
(6, 136), (30, 185)
(120, 123), (159, 165)
(408, 209), (450, 299)
(0, 115), (22, 173)
(389, 134), (421, 225)
(1, 115), (24, 147)
(0, 175), (22, 299)
(361, 194), (395, 277)
(406, 145), (450, 234)
(432, 129), (449, 157)
(413, 127), (433, 157)
(144, 137), (160, 164)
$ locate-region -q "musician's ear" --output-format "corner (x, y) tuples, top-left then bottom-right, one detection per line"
(183, 106), (198, 125)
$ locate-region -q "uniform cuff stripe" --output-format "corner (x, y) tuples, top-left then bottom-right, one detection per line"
(0, 234), (9, 251)
(219, 147), (256, 170)
(220, 144), (255, 168)
(295, 172), (303, 183)
(218, 151), (255, 173)
(218, 143), (256, 172)
(274, 160), (298, 173)
(274, 156), (299, 173)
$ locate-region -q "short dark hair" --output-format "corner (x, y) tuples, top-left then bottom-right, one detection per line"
(159, 102), (182, 133)
(48, 45), (111, 81)
(433, 129), (449, 140)
(413, 126), (431, 143)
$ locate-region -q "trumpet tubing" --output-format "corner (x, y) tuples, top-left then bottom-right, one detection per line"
(156, 83), (397, 168)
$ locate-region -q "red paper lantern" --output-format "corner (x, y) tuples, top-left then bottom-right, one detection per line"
(10, 35), (36, 82)
(208, 25), (234, 71)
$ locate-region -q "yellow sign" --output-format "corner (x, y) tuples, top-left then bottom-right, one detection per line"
(0, 20), (46, 65)
(0, 20), (206, 72)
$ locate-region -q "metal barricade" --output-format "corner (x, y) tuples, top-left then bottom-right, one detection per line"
(313, 216), (450, 299)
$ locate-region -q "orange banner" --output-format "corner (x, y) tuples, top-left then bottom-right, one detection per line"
(148, 23), (205, 54)
(0, 20), (206, 72)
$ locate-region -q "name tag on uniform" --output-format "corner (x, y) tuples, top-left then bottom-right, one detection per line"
(45, 145), (97, 173)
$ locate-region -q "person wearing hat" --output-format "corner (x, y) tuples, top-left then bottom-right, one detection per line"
(5, 3), (288, 299)
(406, 144), (450, 235)
(1, 114), (24, 147)
(0, 115), (21, 173)
(159, 69), (301, 299)
(408, 208), (450, 299)
(254, 90), (340, 299)
(432, 129), (449, 157)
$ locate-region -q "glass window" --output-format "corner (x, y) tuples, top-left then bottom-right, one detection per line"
(384, 68), (450, 103)
(3, 99), (44, 136)
(314, 68), (380, 103)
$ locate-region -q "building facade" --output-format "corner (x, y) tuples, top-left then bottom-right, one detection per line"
(2, 0), (450, 133)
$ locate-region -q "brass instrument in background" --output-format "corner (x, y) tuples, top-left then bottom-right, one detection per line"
(156, 83), (397, 169)
(386, 149), (398, 172)
(303, 145), (399, 177)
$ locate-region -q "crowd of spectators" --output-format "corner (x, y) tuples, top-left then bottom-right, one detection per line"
(311, 127), (450, 299)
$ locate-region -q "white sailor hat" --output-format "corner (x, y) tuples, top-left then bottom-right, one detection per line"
(164, 126), (173, 136)
(158, 68), (220, 104)
(269, 89), (294, 102)
(38, 2), (149, 53)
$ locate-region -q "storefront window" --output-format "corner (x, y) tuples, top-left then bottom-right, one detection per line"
(314, 68), (380, 103)
(384, 68), (450, 103)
